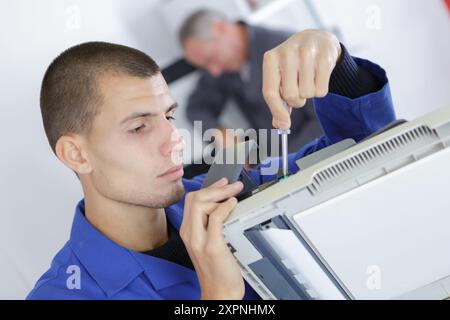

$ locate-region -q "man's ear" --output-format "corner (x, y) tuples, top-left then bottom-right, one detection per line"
(55, 135), (92, 175)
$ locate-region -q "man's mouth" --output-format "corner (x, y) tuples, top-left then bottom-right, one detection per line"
(158, 164), (184, 181)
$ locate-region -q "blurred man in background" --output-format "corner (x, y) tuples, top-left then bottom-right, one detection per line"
(179, 9), (323, 159)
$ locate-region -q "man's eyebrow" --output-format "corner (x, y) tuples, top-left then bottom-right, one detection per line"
(120, 102), (178, 125)
(166, 102), (178, 113)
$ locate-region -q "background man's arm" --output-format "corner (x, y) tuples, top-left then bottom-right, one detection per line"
(186, 72), (235, 148)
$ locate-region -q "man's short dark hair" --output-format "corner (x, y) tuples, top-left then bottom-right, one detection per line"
(40, 41), (160, 154)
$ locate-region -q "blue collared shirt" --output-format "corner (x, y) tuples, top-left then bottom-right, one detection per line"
(27, 58), (395, 300)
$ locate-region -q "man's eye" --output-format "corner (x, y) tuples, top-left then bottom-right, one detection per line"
(166, 115), (176, 121)
(129, 125), (145, 133)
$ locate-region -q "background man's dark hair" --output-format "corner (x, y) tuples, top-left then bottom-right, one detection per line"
(40, 41), (160, 154)
(178, 9), (227, 45)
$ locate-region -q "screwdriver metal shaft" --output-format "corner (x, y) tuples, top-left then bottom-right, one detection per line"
(277, 128), (290, 177)
(277, 101), (291, 178)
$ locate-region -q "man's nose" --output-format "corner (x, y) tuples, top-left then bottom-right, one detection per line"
(160, 121), (185, 161)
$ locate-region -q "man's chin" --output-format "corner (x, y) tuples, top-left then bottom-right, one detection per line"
(170, 180), (185, 202)
(153, 180), (185, 208)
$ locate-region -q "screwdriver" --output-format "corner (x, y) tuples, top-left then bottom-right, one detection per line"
(277, 102), (291, 178)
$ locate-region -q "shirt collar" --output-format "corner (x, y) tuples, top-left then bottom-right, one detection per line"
(69, 199), (197, 297)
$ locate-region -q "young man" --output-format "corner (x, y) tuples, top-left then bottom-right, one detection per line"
(27, 29), (395, 299)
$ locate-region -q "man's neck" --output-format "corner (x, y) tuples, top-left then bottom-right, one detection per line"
(83, 194), (168, 253)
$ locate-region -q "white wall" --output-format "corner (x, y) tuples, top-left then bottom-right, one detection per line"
(0, 0), (185, 299)
(0, 0), (449, 299)
(312, 0), (450, 119)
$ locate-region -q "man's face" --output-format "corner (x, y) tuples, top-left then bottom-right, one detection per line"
(82, 73), (185, 209)
(183, 35), (243, 77)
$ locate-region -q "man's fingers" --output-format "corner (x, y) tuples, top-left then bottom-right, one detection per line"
(262, 51), (291, 129)
(181, 196), (207, 238)
(197, 181), (243, 203)
(185, 201), (219, 236)
(298, 48), (316, 99)
(280, 49), (302, 108)
(206, 197), (237, 243)
(182, 179), (241, 239)
(209, 177), (228, 187)
(181, 196), (224, 252)
(314, 55), (334, 97)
